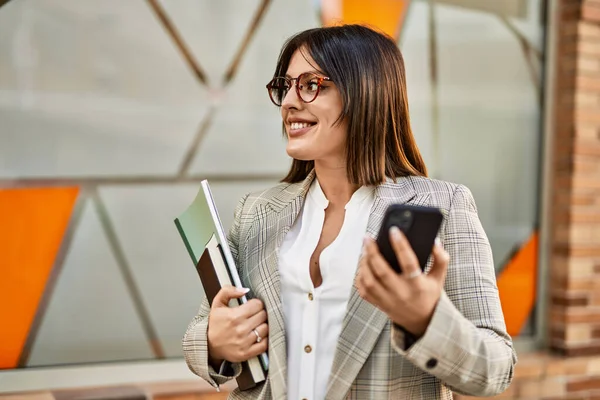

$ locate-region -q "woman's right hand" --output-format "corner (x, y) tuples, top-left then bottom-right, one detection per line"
(207, 286), (269, 368)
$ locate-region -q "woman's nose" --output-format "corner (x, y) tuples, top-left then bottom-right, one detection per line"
(281, 86), (302, 111)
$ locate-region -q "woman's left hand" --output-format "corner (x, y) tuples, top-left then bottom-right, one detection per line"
(356, 227), (450, 338)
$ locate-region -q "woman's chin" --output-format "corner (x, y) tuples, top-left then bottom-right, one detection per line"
(286, 146), (313, 161)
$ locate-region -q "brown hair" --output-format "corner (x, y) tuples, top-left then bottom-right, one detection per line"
(273, 24), (427, 185)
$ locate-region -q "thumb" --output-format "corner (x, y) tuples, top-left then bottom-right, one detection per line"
(428, 239), (449, 283)
(213, 285), (250, 308)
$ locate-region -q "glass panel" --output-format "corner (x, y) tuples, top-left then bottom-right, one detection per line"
(401, 0), (545, 337)
(0, 0), (546, 371)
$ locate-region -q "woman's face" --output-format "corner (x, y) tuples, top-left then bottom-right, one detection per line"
(281, 49), (347, 166)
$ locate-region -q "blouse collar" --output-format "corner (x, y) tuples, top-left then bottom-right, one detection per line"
(308, 178), (375, 210)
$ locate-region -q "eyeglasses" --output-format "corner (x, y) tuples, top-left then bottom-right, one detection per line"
(266, 73), (332, 107)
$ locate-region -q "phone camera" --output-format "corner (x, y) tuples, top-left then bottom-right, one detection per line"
(395, 210), (413, 230)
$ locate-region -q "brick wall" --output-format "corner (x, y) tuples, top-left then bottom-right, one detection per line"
(550, 0), (600, 357)
(455, 353), (600, 399)
(458, 0), (600, 399)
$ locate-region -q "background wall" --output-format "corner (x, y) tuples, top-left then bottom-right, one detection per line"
(0, 0), (545, 378)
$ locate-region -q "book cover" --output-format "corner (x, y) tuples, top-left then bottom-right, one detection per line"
(174, 180), (268, 389)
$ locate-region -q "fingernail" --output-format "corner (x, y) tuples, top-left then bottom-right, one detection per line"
(239, 287), (250, 294)
(390, 226), (401, 239)
(435, 237), (442, 247)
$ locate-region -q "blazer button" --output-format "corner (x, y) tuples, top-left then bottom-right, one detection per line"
(308, 292), (313, 301)
(426, 358), (438, 369)
(304, 345), (312, 353)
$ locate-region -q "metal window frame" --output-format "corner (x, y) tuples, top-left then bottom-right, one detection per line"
(513, 0), (558, 354)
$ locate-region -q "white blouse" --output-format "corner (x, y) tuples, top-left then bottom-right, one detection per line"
(278, 179), (375, 400)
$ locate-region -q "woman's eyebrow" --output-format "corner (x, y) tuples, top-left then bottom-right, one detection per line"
(284, 70), (326, 79)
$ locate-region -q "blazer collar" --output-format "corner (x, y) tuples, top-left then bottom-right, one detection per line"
(265, 172), (422, 216)
(264, 169), (317, 215)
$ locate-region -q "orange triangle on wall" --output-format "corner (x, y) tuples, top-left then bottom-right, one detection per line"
(320, 0), (411, 41)
(0, 187), (79, 369)
(497, 231), (538, 337)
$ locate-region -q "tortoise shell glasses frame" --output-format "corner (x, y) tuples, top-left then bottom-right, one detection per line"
(266, 72), (332, 107)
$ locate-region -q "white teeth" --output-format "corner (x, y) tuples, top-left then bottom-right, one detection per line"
(291, 122), (312, 130)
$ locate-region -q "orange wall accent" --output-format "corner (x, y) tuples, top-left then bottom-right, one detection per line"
(497, 232), (538, 337)
(321, 0), (410, 40)
(0, 187), (79, 369)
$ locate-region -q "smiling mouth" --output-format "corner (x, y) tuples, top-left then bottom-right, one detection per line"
(290, 122), (316, 130)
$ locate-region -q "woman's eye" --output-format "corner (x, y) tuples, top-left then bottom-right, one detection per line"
(307, 81), (319, 91)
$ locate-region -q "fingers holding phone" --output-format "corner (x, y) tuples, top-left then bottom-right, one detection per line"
(387, 227), (449, 284)
(429, 237), (450, 283)
(387, 226), (423, 279)
(356, 204), (450, 337)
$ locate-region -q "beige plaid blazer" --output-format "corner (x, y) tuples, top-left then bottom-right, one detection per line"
(183, 170), (517, 399)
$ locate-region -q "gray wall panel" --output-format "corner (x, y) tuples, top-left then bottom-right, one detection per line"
(189, 0), (318, 175)
(0, 0), (208, 178)
(156, 0), (263, 86)
(27, 200), (154, 366)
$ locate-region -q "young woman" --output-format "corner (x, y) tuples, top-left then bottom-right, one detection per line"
(183, 24), (516, 400)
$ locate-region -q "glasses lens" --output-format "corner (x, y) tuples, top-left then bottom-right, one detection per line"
(268, 77), (290, 106)
(298, 73), (320, 103)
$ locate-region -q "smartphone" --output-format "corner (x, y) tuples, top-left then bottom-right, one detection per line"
(375, 204), (444, 274)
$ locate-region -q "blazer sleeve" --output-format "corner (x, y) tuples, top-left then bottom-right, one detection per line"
(181, 193), (250, 389)
(390, 184), (517, 397)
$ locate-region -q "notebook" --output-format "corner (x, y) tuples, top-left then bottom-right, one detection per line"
(174, 180), (268, 390)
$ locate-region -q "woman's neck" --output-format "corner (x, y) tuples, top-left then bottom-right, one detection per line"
(314, 160), (360, 207)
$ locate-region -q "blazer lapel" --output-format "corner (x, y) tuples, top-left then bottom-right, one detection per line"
(246, 170), (316, 400)
(325, 177), (431, 400)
